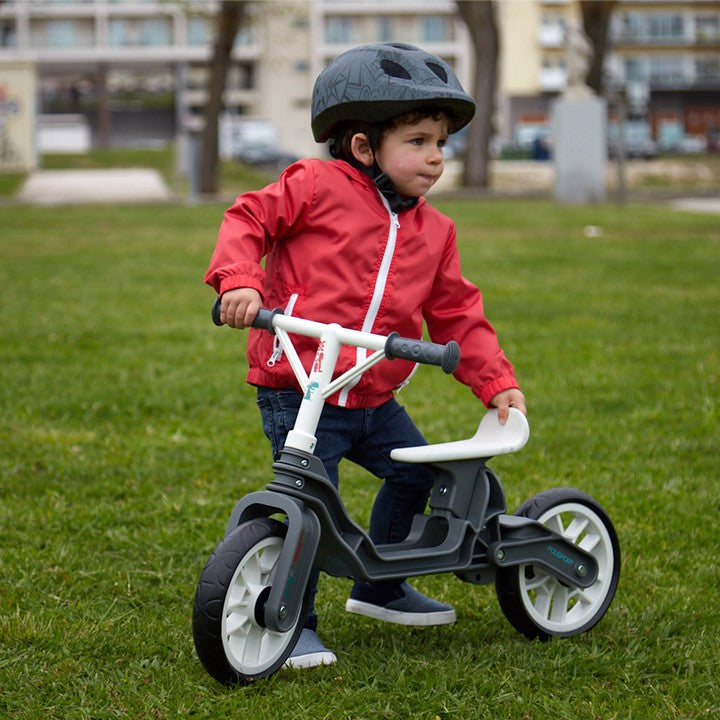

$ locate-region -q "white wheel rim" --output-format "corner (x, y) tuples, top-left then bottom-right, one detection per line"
(221, 535), (295, 675)
(518, 502), (615, 635)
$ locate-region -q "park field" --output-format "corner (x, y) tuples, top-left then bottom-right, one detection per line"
(1, 198), (718, 719)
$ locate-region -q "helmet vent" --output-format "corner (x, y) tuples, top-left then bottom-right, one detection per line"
(425, 62), (449, 84)
(380, 59), (412, 80)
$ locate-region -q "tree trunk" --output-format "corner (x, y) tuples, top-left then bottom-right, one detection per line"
(581, 1), (617, 96)
(455, 0), (499, 189)
(200, 1), (245, 195)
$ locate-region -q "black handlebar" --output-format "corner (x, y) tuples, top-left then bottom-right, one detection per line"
(385, 333), (460, 374)
(211, 299), (460, 373)
(211, 297), (223, 326)
(212, 298), (279, 333)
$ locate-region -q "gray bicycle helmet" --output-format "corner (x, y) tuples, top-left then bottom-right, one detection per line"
(311, 43), (476, 143)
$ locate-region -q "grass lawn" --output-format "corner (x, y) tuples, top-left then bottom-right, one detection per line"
(1, 198), (718, 719)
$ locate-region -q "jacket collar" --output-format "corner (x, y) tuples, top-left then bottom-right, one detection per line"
(333, 160), (421, 215)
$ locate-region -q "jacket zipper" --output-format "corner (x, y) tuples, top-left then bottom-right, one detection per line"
(338, 198), (399, 406)
(266, 292), (299, 367)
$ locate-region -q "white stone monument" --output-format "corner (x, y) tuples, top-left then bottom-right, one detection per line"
(552, 21), (607, 203)
(0, 61), (37, 173)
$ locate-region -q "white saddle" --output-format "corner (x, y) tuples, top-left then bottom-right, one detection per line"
(390, 408), (529, 464)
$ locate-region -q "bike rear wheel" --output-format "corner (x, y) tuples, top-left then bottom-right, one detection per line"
(495, 487), (620, 641)
(193, 517), (308, 684)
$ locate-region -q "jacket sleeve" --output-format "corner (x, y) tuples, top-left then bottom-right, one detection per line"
(204, 161), (315, 297)
(423, 225), (520, 407)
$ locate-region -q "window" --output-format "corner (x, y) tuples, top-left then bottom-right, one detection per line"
(648, 14), (684, 42)
(696, 57), (720, 82)
(420, 16), (451, 43)
(139, 19), (171, 47)
(0, 21), (16, 48)
(227, 64), (254, 91)
(188, 17), (211, 46)
(378, 17), (393, 43)
(234, 25), (254, 47)
(649, 56), (685, 86)
(696, 15), (719, 44)
(624, 58), (644, 82)
(45, 20), (76, 48)
(109, 17), (171, 47)
(621, 13), (644, 41)
(325, 17), (351, 44)
(108, 19), (129, 47)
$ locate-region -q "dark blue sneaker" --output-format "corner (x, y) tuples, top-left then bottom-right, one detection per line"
(345, 581), (456, 626)
(284, 629), (337, 670)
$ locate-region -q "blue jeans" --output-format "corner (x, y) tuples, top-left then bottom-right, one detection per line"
(256, 387), (434, 628)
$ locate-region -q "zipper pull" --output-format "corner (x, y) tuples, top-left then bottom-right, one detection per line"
(266, 340), (283, 367)
(265, 293), (299, 367)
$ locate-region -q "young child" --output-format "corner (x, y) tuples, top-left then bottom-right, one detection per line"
(205, 43), (526, 669)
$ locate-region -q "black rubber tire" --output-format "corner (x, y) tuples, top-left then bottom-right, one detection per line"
(495, 487), (620, 641)
(192, 517), (308, 684)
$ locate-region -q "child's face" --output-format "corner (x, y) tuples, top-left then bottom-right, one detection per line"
(375, 116), (449, 198)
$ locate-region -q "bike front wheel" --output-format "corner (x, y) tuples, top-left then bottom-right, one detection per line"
(192, 517), (308, 684)
(495, 487), (620, 641)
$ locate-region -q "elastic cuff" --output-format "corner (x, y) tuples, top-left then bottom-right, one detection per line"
(218, 274), (264, 298)
(477, 376), (520, 407)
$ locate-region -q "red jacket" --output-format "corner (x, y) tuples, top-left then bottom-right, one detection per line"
(205, 158), (519, 409)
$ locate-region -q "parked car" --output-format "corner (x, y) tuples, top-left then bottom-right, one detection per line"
(708, 128), (720, 153)
(219, 115), (299, 171)
(669, 136), (707, 154)
(235, 142), (299, 170)
(608, 120), (658, 160)
(608, 136), (658, 160)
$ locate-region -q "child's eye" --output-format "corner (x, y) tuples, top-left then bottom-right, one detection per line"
(438, 139), (447, 149)
(410, 137), (424, 146)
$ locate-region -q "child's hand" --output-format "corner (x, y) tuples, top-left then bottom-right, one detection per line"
(220, 287), (262, 329)
(489, 388), (527, 425)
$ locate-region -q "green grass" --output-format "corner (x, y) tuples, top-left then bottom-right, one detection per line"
(1, 199), (718, 719)
(0, 171), (26, 196)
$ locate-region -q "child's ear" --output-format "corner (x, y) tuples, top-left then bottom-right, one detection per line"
(350, 133), (374, 167)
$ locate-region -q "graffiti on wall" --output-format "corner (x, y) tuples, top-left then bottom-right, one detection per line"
(0, 82), (22, 166)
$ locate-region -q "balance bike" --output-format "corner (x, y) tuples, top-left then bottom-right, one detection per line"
(192, 304), (620, 684)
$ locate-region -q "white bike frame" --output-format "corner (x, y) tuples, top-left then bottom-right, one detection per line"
(263, 314), (394, 455)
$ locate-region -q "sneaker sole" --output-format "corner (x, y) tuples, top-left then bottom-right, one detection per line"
(283, 650), (337, 670)
(345, 598), (456, 626)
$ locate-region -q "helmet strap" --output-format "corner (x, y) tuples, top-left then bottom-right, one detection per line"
(373, 172), (418, 214)
(367, 124), (418, 214)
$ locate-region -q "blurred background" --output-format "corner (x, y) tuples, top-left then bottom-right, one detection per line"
(1, 0), (718, 195)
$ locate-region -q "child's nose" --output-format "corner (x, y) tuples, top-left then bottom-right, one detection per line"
(428, 145), (443, 164)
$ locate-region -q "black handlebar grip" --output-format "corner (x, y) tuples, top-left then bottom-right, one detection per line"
(385, 333), (460, 374)
(251, 308), (283, 333)
(211, 297), (223, 326)
(211, 299), (282, 334)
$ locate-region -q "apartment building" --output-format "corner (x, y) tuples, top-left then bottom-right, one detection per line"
(608, 1), (720, 149)
(0, 0), (718, 161)
(0, 0), (471, 159)
(501, 0), (720, 150)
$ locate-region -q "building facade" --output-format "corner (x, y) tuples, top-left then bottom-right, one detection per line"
(0, 0), (718, 159)
(500, 0), (720, 151)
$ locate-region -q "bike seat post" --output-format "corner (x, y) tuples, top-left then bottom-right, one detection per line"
(284, 324), (342, 455)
